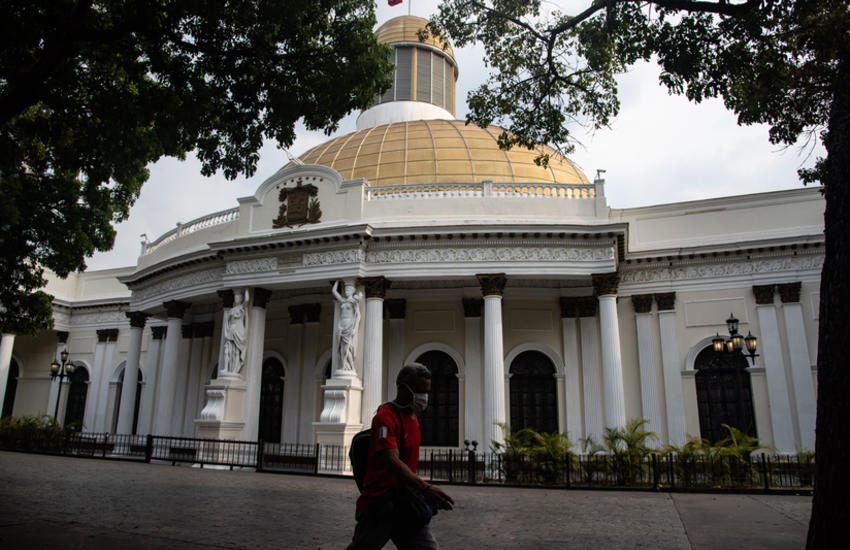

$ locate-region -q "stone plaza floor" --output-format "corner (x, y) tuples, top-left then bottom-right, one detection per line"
(0, 451), (811, 549)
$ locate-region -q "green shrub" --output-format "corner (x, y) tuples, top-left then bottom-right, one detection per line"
(0, 415), (65, 453)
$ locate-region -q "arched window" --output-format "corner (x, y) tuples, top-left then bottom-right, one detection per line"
(694, 346), (757, 444)
(2, 359), (19, 418)
(415, 350), (459, 447)
(112, 369), (143, 434)
(258, 358), (285, 443)
(509, 351), (558, 434)
(64, 366), (89, 431)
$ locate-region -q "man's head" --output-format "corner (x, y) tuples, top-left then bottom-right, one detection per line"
(396, 362), (431, 412)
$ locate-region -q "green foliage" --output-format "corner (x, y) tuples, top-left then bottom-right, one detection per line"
(0, 415), (65, 452)
(493, 423), (574, 483)
(0, 0), (394, 333)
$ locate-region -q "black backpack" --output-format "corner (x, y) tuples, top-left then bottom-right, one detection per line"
(349, 403), (404, 491)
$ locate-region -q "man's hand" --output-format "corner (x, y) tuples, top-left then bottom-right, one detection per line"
(423, 484), (454, 511)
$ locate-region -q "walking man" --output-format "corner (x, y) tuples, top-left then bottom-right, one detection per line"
(347, 363), (455, 549)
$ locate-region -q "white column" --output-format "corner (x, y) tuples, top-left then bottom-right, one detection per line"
(779, 283), (816, 450)
(561, 314), (583, 445)
(634, 298), (664, 444)
(139, 326), (166, 434)
(360, 281), (386, 425)
(243, 288), (270, 442)
(155, 301), (189, 436)
(93, 330), (118, 432)
(478, 274), (507, 450)
(0, 333), (16, 416)
(657, 294), (687, 447)
(298, 307), (320, 444)
(282, 320), (303, 443)
(598, 294), (626, 430)
(463, 299), (483, 446)
(46, 332), (68, 416)
(182, 323), (209, 436)
(84, 335), (107, 430)
(385, 299), (406, 400)
(579, 307), (603, 443)
(170, 324), (193, 435)
(117, 313), (148, 434)
(755, 286), (795, 454)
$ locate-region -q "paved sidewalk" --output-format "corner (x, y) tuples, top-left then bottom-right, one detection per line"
(0, 451), (810, 549)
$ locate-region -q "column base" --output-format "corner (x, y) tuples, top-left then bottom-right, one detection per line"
(196, 378), (247, 439)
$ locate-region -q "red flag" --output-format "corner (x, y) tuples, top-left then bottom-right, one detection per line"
(388, 0), (402, 6)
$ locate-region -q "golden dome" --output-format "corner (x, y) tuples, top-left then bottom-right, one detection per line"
(297, 119), (590, 187)
(374, 15), (455, 62)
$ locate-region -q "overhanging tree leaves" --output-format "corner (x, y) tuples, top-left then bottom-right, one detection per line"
(0, 0), (393, 334)
(428, 1), (848, 546)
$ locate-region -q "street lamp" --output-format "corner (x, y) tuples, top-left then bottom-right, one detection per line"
(50, 350), (75, 423)
(713, 313), (759, 365)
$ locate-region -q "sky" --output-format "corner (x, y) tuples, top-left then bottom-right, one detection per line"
(86, 0), (824, 271)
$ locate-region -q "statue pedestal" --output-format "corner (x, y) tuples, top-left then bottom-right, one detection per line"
(196, 378), (246, 440)
(314, 377), (363, 456)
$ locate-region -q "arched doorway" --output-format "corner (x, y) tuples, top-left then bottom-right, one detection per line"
(2, 359), (19, 418)
(509, 350), (558, 434)
(64, 366), (89, 431)
(112, 369), (143, 434)
(258, 358), (284, 443)
(415, 350), (459, 447)
(694, 346), (757, 443)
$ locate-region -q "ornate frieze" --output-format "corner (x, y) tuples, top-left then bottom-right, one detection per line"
(477, 274), (507, 297)
(592, 272), (620, 296)
(753, 284), (776, 305)
(164, 300), (191, 319)
(365, 246), (614, 265)
(225, 258), (278, 275)
(631, 294), (654, 314)
(462, 298), (483, 318)
(385, 299), (407, 320)
(361, 276), (391, 299)
(252, 287), (272, 309)
(654, 292), (676, 311)
(126, 311), (150, 328)
(778, 282), (802, 303)
(620, 255), (824, 285)
(132, 268), (224, 302)
(68, 309), (128, 327)
(303, 249), (365, 266)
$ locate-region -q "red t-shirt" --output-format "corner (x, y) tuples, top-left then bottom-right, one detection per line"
(356, 403), (421, 514)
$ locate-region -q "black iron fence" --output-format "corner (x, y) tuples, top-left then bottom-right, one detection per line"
(0, 428), (813, 491)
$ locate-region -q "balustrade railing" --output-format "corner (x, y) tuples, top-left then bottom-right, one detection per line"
(365, 181), (596, 201)
(142, 207), (240, 256)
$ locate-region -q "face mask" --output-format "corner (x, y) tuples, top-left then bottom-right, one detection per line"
(402, 383), (429, 413)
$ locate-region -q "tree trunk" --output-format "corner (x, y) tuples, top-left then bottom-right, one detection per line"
(806, 44), (850, 549)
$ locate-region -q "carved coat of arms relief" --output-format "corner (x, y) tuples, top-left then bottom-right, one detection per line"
(272, 178), (322, 228)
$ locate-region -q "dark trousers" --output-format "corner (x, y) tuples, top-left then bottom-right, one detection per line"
(346, 507), (438, 550)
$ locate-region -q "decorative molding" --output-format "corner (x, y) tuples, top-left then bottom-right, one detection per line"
(164, 300), (191, 319)
(631, 294), (654, 314)
(126, 311), (150, 329)
(272, 178), (322, 228)
(620, 255), (824, 285)
(96, 329), (119, 343)
(592, 272), (619, 296)
(151, 326), (168, 340)
(360, 276), (391, 299)
(69, 309), (128, 327)
(252, 287), (272, 309)
(133, 268), (224, 301)
(462, 298), (483, 318)
(56, 331), (69, 344)
(752, 284), (776, 305)
(655, 292), (676, 311)
(477, 273), (507, 297)
(366, 246), (614, 265)
(217, 289), (235, 308)
(199, 389), (226, 421)
(576, 296), (598, 318)
(777, 282), (801, 303)
(384, 299), (407, 320)
(303, 249), (365, 266)
(225, 258), (278, 275)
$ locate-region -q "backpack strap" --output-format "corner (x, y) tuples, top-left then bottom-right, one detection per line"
(388, 402), (407, 462)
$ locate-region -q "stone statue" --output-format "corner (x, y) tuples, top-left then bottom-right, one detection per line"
(222, 288), (249, 375)
(332, 280), (362, 374)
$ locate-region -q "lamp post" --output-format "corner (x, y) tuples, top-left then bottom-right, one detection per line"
(50, 350), (75, 423)
(712, 313), (759, 365)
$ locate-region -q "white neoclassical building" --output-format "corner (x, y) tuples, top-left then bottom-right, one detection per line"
(0, 16), (823, 455)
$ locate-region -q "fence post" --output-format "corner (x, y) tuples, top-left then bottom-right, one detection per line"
(468, 449), (476, 484)
(761, 453), (770, 491)
(314, 443), (320, 475)
(652, 454), (659, 491)
(256, 440), (265, 472)
(448, 449), (454, 482)
(103, 433), (109, 457)
(145, 434), (153, 463)
(565, 453), (571, 488)
(668, 454), (675, 490)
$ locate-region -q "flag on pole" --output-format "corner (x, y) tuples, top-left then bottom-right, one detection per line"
(388, 0), (402, 6)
